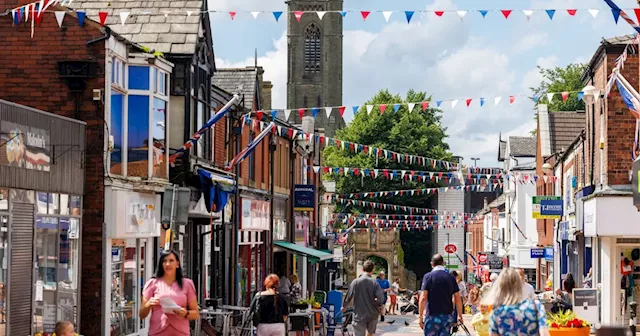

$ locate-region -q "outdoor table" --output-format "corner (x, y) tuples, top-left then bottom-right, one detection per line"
(193, 309), (233, 336)
(289, 311), (315, 335)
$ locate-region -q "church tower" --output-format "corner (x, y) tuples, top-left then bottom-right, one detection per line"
(286, 0), (344, 137)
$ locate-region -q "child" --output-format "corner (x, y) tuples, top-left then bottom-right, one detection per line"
(471, 304), (490, 336)
(54, 321), (75, 336)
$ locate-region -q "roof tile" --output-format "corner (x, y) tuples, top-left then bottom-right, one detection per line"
(548, 111), (585, 153)
(508, 136), (536, 157)
(212, 68), (259, 111)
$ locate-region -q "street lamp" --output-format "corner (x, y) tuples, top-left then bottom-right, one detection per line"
(581, 85), (598, 105)
(471, 157), (480, 167)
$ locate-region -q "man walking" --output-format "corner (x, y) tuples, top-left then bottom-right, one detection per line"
(419, 254), (463, 336)
(343, 260), (385, 336)
(376, 271), (390, 321)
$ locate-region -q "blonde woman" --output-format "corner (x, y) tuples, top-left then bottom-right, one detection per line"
(482, 268), (549, 336)
(290, 274), (302, 304)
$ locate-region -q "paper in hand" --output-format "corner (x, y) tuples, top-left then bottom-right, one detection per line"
(159, 296), (181, 314)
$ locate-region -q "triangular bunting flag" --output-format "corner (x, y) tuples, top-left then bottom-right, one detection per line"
(256, 110), (264, 120)
(522, 10), (533, 21)
(407, 103), (416, 112)
(457, 10), (467, 20)
(273, 11), (283, 21)
(251, 11), (260, 19)
(382, 11), (392, 22)
(325, 107), (332, 118)
(379, 104), (387, 114)
(465, 98), (472, 107)
(311, 108), (319, 118)
(422, 101), (429, 111)
(612, 9), (620, 24)
(294, 11), (304, 22)
(339, 106), (346, 117)
(352, 106), (359, 115)
(361, 11), (370, 20)
(120, 12), (129, 25)
(588, 9), (599, 18)
(561, 92), (569, 102)
(509, 96), (515, 105)
(298, 108), (305, 119)
(77, 11), (86, 26)
(434, 11), (444, 17)
(478, 10), (488, 18)
(186, 11), (193, 17)
(436, 101), (442, 107)
(494, 97), (502, 105)
(547, 92), (554, 102)
(284, 109), (292, 120)
(393, 104), (401, 113)
(317, 11), (326, 20)
(366, 105), (374, 115)
(271, 110), (277, 120)
(405, 11), (414, 23)
(480, 98), (485, 107)
(229, 12), (236, 20)
(501, 10), (512, 19)
(451, 100), (458, 108)
(340, 11), (347, 17)
(567, 9), (577, 16)
(546, 9), (555, 20)
(55, 11), (65, 27)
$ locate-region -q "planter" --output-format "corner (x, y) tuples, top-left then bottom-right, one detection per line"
(549, 327), (590, 336)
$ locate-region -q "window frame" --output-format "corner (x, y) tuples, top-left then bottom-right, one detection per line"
(303, 23), (322, 75)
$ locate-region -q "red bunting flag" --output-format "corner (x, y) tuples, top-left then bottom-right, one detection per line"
(229, 11), (236, 20)
(298, 108), (305, 119)
(566, 9), (577, 16)
(339, 106), (346, 117)
(256, 110), (264, 121)
(635, 9), (640, 25)
(361, 11), (371, 20)
(509, 96), (515, 104)
(561, 92), (569, 102)
(379, 104), (387, 114)
(465, 98), (472, 107)
(501, 10), (512, 19)
(422, 101), (429, 111)
(434, 11), (444, 17)
(294, 11), (304, 22)
(98, 11), (108, 25)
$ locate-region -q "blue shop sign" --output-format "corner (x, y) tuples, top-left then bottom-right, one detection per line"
(544, 247), (554, 261)
(540, 199), (564, 218)
(294, 184), (315, 211)
(530, 248), (545, 258)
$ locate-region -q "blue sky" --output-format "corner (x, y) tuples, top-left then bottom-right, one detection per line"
(210, 0), (639, 168)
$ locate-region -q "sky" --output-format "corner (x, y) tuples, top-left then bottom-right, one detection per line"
(209, 0), (640, 168)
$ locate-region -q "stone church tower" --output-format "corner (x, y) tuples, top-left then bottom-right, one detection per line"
(286, 0), (345, 137)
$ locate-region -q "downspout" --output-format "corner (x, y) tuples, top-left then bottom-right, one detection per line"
(589, 71), (596, 186)
(289, 138), (296, 275)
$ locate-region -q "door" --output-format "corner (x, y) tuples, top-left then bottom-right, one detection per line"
(8, 203), (34, 335)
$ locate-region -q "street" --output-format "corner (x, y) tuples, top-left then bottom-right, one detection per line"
(331, 314), (474, 336)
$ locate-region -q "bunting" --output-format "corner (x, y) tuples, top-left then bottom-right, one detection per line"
(334, 183), (502, 199)
(226, 122), (276, 170)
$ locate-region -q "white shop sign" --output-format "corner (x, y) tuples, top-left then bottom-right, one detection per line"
(572, 288), (599, 325)
(105, 188), (161, 238)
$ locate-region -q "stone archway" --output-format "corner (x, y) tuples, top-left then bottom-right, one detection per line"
(345, 230), (409, 287)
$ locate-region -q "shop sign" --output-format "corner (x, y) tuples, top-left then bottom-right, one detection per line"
(478, 253), (488, 265)
(487, 253), (503, 271)
(544, 247), (554, 261)
(530, 248), (545, 258)
(572, 288), (599, 325)
(240, 198), (270, 231)
(540, 199), (563, 218)
(532, 196), (562, 219)
(294, 184), (315, 211)
(333, 246), (343, 262)
(0, 121), (51, 171)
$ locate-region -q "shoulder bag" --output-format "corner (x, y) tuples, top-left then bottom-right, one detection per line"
(251, 293), (262, 327)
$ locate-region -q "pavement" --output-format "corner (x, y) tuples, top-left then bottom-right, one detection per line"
(329, 314), (474, 335)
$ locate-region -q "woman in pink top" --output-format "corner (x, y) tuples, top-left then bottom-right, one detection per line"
(139, 250), (200, 336)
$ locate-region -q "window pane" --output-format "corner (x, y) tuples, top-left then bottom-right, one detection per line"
(59, 194), (70, 215)
(48, 193), (59, 215)
(36, 192), (48, 214)
(111, 57), (115, 83)
(128, 66), (150, 90)
(58, 217), (79, 325)
(152, 98), (167, 179)
(34, 216), (58, 334)
(160, 72), (166, 95)
(127, 95), (150, 178)
(152, 68), (157, 93)
(110, 92), (124, 175)
(0, 189), (7, 211)
(110, 239), (137, 334)
(70, 196), (81, 216)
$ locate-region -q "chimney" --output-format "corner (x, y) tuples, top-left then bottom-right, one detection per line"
(538, 104), (551, 157)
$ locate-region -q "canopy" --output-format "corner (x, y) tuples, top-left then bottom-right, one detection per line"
(274, 241), (333, 263)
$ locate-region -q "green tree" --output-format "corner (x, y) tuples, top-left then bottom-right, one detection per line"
(529, 63), (587, 112)
(325, 89), (454, 276)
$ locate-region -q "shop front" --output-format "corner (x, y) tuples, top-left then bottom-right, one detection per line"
(0, 100), (86, 336)
(103, 187), (161, 336)
(239, 197), (270, 306)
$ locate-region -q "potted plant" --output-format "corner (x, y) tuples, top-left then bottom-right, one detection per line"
(547, 310), (590, 336)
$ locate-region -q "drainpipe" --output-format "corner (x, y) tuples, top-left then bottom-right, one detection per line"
(269, 133), (276, 274)
(589, 72), (596, 186)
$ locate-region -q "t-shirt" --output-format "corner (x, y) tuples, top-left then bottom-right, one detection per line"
(390, 282), (400, 296)
(142, 278), (198, 336)
(278, 276), (291, 294)
(522, 282), (536, 299)
(471, 311), (490, 336)
(377, 278), (390, 297)
(258, 293), (289, 324)
(421, 267), (459, 316)
(344, 274), (385, 322)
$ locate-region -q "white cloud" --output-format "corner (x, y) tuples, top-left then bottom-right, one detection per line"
(521, 55), (559, 91)
(512, 32), (549, 54)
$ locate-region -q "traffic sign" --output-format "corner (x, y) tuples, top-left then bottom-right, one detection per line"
(478, 253), (488, 264)
(444, 244), (457, 253)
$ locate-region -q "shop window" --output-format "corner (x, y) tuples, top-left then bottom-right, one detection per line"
(152, 98), (167, 179)
(34, 216), (59, 332)
(111, 57), (126, 88)
(111, 239), (147, 334)
(58, 217), (79, 324)
(110, 91), (124, 175)
(127, 95), (150, 178)
(129, 66), (150, 90)
(0, 189), (7, 211)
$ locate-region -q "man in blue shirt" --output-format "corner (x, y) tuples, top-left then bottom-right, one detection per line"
(419, 254), (463, 335)
(376, 271), (390, 322)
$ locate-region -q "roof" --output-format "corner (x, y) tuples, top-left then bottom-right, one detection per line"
(67, 0), (204, 54)
(508, 136), (536, 157)
(212, 67), (258, 111)
(511, 161), (536, 171)
(548, 111), (585, 153)
(584, 34), (636, 80)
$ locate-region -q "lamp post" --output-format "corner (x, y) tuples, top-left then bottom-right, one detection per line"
(471, 157), (480, 167)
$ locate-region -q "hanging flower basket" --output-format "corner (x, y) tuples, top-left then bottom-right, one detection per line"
(548, 310), (590, 336)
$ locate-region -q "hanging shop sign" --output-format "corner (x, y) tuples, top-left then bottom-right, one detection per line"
(530, 248), (545, 258)
(294, 184), (315, 211)
(544, 247), (554, 262)
(478, 253), (488, 265)
(487, 253), (503, 271)
(540, 198), (563, 218)
(532, 196), (562, 219)
(0, 120), (50, 171)
(240, 198), (270, 231)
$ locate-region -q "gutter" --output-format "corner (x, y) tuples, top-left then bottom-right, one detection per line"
(86, 26), (111, 46)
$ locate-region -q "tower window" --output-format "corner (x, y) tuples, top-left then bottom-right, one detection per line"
(304, 23), (321, 74)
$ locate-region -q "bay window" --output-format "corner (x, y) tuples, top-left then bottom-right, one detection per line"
(108, 56), (171, 179)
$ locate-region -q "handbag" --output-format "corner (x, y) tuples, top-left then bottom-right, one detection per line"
(251, 293), (262, 327)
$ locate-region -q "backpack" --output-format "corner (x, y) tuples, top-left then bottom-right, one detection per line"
(250, 293), (262, 327)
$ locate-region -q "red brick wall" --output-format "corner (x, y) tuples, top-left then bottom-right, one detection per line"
(212, 115), (227, 167)
(0, 10), (106, 335)
(535, 119), (556, 247)
(466, 215), (484, 273)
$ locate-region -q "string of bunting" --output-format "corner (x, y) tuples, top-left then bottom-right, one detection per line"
(331, 219), (468, 232)
(335, 183), (502, 199)
(606, 34), (640, 97)
(334, 197), (469, 215)
(332, 213), (474, 220)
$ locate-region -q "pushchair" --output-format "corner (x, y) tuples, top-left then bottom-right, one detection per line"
(450, 321), (472, 336)
(333, 307), (354, 336)
(399, 290), (419, 315)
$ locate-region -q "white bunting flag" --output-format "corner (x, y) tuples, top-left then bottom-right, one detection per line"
(547, 92), (554, 102)
(366, 105), (374, 115)
(383, 11), (393, 22)
(494, 97), (502, 105)
(186, 11), (193, 17)
(594, 89), (601, 102)
(374, 169), (379, 178)
(120, 12), (130, 25)
(588, 9), (599, 18)
(407, 103), (416, 112)
(325, 107), (332, 118)
(251, 11), (260, 19)
(344, 168), (350, 175)
(457, 10), (467, 20)
(451, 100), (459, 108)
(284, 109), (292, 120)
(55, 11), (65, 28)
(317, 11), (326, 20)
(522, 10), (533, 21)
(313, 166), (320, 173)
(25, 3), (30, 22)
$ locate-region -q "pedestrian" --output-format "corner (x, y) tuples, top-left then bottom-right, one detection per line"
(419, 254), (463, 336)
(290, 274), (303, 305)
(254, 274), (289, 336)
(278, 272), (292, 305)
(376, 271), (391, 321)
(343, 260), (385, 336)
(451, 271), (468, 303)
(139, 250), (199, 336)
(483, 268), (549, 336)
(467, 285), (480, 314)
(517, 268), (536, 299)
(53, 321), (75, 336)
(470, 304), (490, 336)
(389, 278), (405, 315)
(583, 267), (593, 288)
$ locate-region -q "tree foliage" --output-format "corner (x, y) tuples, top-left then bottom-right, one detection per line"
(325, 89), (454, 276)
(529, 63), (587, 112)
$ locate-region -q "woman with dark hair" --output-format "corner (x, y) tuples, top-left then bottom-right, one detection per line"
(139, 250), (199, 336)
(255, 274), (289, 335)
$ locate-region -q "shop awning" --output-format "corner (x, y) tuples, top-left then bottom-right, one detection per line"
(274, 242), (333, 262)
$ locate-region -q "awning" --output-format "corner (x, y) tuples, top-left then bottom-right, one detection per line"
(274, 241), (333, 262)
